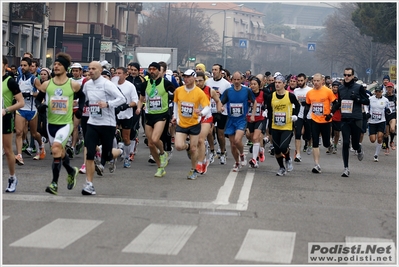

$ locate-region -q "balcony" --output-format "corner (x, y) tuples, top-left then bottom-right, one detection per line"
(10, 3), (44, 24)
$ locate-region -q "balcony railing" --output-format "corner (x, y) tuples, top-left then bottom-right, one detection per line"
(11, 3), (44, 24)
(50, 20), (141, 46)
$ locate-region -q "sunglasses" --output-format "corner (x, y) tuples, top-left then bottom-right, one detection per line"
(343, 74), (352, 77)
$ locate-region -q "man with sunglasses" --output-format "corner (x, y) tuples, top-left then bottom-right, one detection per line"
(330, 68), (370, 177)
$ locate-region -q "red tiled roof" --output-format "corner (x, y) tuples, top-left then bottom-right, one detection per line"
(172, 2), (263, 16)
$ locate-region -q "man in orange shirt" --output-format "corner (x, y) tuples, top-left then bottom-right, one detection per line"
(305, 73), (337, 173)
(172, 69), (211, 180)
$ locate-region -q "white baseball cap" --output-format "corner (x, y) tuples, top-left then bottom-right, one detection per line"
(71, 63), (83, 69)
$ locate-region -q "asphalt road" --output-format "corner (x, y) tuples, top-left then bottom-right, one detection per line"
(2, 133), (397, 265)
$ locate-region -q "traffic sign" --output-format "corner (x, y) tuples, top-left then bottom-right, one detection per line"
(366, 68), (373, 74)
(239, 39), (247, 48)
(308, 43), (316, 51)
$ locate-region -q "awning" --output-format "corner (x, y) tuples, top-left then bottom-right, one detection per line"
(251, 20), (258, 28)
(135, 53), (171, 69)
(257, 21), (265, 29)
(115, 44), (125, 53)
(241, 19), (248, 25)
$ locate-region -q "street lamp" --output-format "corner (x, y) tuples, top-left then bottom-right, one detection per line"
(187, 3), (195, 68)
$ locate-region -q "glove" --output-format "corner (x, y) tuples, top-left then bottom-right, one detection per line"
(262, 110), (268, 118)
(324, 113), (332, 121)
(75, 108), (83, 119)
(291, 115), (298, 122)
(36, 103), (47, 114)
(366, 113), (371, 119)
(385, 107), (392, 115)
(119, 103), (129, 111)
(350, 92), (360, 103)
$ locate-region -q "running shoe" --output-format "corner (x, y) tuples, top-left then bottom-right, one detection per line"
(167, 148), (173, 161)
(246, 140), (253, 146)
(187, 169), (198, 180)
(294, 155), (301, 162)
(196, 163), (203, 174)
(22, 142), (29, 152)
(148, 155), (156, 163)
(220, 154), (226, 165)
(45, 182), (58, 195)
(39, 147), (46, 159)
(82, 182), (96, 195)
(306, 146), (313, 155)
(79, 164), (86, 174)
(202, 160), (210, 174)
(66, 146), (74, 159)
(312, 164), (321, 173)
(270, 146), (275, 156)
(24, 147), (33, 157)
(326, 144), (333, 154)
(303, 145), (307, 153)
(67, 167), (78, 190)
(373, 155), (378, 162)
(209, 151), (216, 164)
(240, 154), (247, 166)
(357, 144), (364, 161)
(216, 148), (221, 158)
(123, 158), (131, 168)
(276, 167), (287, 176)
(341, 167), (350, 177)
(232, 162), (240, 172)
(75, 140), (84, 155)
(154, 167), (166, 178)
(109, 159), (117, 172)
(5, 176), (18, 193)
(129, 152), (135, 161)
(15, 154), (24, 165)
(286, 157), (293, 172)
(160, 151), (169, 168)
(332, 146), (337, 154)
(249, 158), (259, 168)
(259, 148), (265, 162)
(390, 142), (396, 150)
(186, 146), (191, 160)
(381, 142), (387, 149)
(95, 163), (104, 176)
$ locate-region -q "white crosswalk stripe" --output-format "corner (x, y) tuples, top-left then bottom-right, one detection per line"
(122, 223), (197, 255)
(10, 218), (103, 249)
(235, 229), (296, 263)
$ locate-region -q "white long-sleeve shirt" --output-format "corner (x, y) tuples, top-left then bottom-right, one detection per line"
(114, 80), (138, 120)
(83, 75), (125, 126)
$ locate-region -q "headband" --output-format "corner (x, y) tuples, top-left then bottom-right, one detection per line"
(54, 57), (70, 71)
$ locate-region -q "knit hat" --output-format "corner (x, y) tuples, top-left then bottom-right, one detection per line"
(195, 63), (206, 73)
(148, 62), (160, 71)
(130, 62), (140, 71)
(383, 75), (390, 81)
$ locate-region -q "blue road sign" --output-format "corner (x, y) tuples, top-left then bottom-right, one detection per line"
(366, 68), (373, 74)
(308, 43), (316, 51)
(239, 39), (247, 48)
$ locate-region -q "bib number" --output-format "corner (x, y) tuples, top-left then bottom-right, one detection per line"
(371, 111), (382, 121)
(230, 103), (243, 117)
(181, 102), (194, 117)
(274, 112), (286, 126)
(341, 100), (354, 114)
(149, 97), (162, 111)
(50, 96), (68, 115)
(89, 104), (102, 117)
(312, 102), (324, 116)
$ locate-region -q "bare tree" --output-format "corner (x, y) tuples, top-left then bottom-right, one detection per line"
(138, 3), (219, 67)
(316, 3), (395, 81)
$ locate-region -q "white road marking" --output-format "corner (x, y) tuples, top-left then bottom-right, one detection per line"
(236, 170), (255, 210)
(10, 218), (103, 249)
(3, 216), (10, 221)
(235, 229), (296, 263)
(122, 223), (197, 255)
(2, 194), (247, 211)
(212, 170), (238, 205)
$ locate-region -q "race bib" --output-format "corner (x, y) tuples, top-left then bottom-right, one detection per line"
(341, 100), (353, 113)
(89, 104), (102, 117)
(181, 102), (194, 117)
(248, 103), (261, 116)
(371, 111), (382, 121)
(312, 102), (324, 116)
(230, 103), (243, 117)
(389, 101), (396, 113)
(149, 97), (162, 111)
(50, 96), (68, 115)
(83, 106), (90, 116)
(274, 112), (286, 126)
(210, 99), (217, 113)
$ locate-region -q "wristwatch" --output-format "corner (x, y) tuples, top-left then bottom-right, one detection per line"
(5, 108), (9, 114)
(106, 102), (109, 108)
